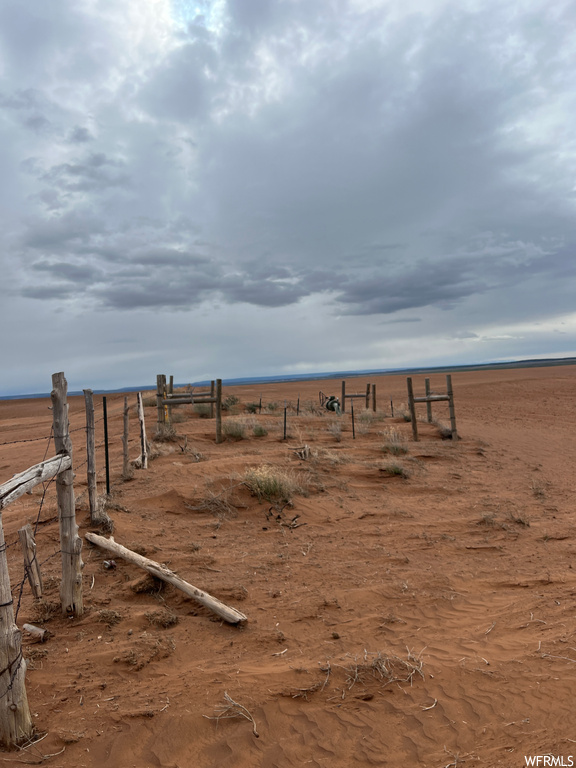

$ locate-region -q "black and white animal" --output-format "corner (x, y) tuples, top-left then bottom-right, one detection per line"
(325, 396), (341, 415)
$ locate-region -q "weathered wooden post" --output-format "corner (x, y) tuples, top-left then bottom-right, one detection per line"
(215, 379), (222, 444)
(0, 516), (33, 747)
(18, 525), (42, 599)
(372, 384), (376, 412)
(122, 397), (130, 478)
(137, 393), (148, 469)
(167, 375), (174, 426)
(51, 372), (83, 617)
(424, 379), (433, 423)
(83, 389), (98, 520)
(446, 375), (458, 441)
(102, 396), (110, 495)
(156, 375), (165, 433)
(341, 380), (346, 413)
(406, 377), (418, 441)
(365, 383), (370, 409)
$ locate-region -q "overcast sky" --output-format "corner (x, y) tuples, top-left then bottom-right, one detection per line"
(1, 0), (575, 395)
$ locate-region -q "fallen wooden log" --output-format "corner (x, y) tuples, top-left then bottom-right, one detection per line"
(22, 624), (48, 643)
(84, 533), (247, 625)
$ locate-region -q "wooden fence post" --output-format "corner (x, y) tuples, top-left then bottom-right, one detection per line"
(18, 525), (42, 599)
(167, 375), (174, 425)
(446, 375), (458, 441)
(424, 378), (433, 423)
(51, 372), (83, 617)
(341, 380), (346, 413)
(406, 377), (419, 441)
(122, 397), (129, 478)
(156, 375), (165, 433)
(215, 379), (222, 444)
(372, 384), (376, 412)
(83, 389), (98, 521)
(137, 393), (148, 469)
(0, 516), (33, 747)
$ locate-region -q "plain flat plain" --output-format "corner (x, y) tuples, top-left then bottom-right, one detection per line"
(1, 364), (575, 767)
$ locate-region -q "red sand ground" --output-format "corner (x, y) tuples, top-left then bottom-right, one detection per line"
(1, 365), (576, 767)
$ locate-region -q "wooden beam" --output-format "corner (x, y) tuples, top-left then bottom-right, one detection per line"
(413, 395), (450, 403)
(85, 533), (247, 625)
(0, 454), (72, 511)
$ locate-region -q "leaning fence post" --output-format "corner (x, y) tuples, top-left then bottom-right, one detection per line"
(51, 372), (83, 617)
(136, 393), (148, 469)
(215, 379), (222, 444)
(83, 389), (98, 521)
(406, 377), (419, 441)
(0, 515), (33, 747)
(18, 525), (42, 599)
(446, 375), (458, 441)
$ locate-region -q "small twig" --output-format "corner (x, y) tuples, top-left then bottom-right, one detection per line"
(205, 692), (259, 737)
(484, 622), (495, 635)
(422, 698), (437, 710)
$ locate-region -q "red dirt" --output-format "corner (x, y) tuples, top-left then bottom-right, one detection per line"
(1, 365), (576, 767)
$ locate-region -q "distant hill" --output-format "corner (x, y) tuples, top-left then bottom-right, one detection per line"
(2, 356), (575, 401)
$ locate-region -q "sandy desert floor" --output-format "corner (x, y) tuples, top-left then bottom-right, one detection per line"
(1, 364), (576, 767)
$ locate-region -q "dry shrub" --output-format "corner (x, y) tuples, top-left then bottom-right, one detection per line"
(145, 609), (179, 628)
(326, 419), (343, 442)
(380, 426), (409, 456)
(186, 481), (242, 521)
(244, 465), (309, 503)
(380, 463), (410, 478)
(153, 425), (179, 442)
(345, 649), (424, 690)
(98, 609), (123, 627)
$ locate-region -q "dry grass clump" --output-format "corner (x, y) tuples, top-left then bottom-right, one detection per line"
(326, 419), (343, 442)
(194, 404), (212, 418)
(431, 420), (453, 439)
(380, 463), (410, 478)
(222, 418), (248, 439)
(186, 481), (242, 521)
(98, 609), (123, 627)
(244, 465), (309, 503)
(153, 425), (179, 442)
(380, 426), (409, 456)
(345, 649), (424, 690)
(396, 403), (412, 422)
(252, 423), (268, 437)
(145, 609), (179, 628)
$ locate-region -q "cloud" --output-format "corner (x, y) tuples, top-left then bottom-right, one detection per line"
(2, 0), (576, 393)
